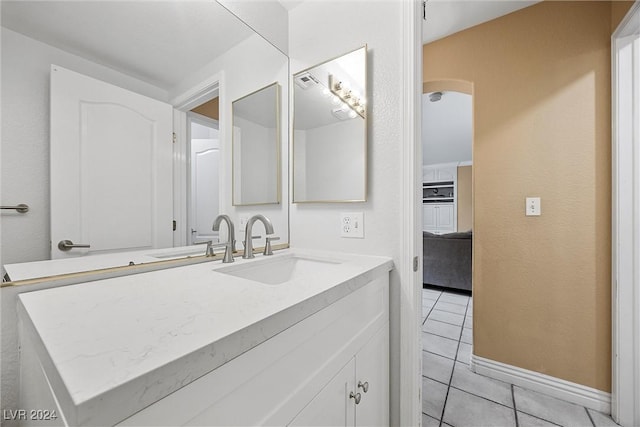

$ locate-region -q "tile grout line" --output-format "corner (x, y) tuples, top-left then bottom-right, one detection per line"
(511, 384), (519, 427)
(585, 406), (596, 427)
(437, 295), (470, 426)
(422, 288), (444, 325)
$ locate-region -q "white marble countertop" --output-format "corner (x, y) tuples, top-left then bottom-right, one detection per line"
(17, 249), (393, 426)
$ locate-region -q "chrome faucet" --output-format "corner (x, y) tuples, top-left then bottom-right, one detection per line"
(243, 214), (274, 259)
(212, 214), (236, 263)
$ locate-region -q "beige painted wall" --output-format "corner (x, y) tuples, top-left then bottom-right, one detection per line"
(457, 166), (472, 232)
(191, 97), (219, 120)
(424, 1), (632, 392)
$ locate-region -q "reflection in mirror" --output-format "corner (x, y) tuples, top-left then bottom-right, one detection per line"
(293, 46), (367, 203)
(188, 112), (220, 245)
(0, 1), (289, 282)
(233, 83), (280, 206)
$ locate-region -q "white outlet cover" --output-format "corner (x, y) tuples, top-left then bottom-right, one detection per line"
(341, 212), (364, 238)
(526, 197), (541, 216)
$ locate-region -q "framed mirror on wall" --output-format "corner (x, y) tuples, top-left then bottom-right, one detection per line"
(292, 46), (367, 203)
(232, 82), (281, 206)
(1, 1), (289, 282)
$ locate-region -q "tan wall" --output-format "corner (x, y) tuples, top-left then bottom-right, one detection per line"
(191, 97), (219, 120)
(423, 1), (631, 392)
(457, 166), (472, 232)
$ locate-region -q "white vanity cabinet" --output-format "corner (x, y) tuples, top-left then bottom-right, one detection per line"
(18, 251), (391, 427)
(117, 275), (389, 427)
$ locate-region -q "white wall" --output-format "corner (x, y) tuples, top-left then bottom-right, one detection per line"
(422, 91), (472, 165)
(300, 119), (364, 201)
(212, 34), (288, 245)
(288, 1), (404, 423)
(233, 117), (278, 204)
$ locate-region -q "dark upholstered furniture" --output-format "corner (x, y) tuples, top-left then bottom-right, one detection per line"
(423, 231), (472, 292)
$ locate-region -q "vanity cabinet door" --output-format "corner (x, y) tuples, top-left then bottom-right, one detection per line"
(288, 326), (389, 427)
(288, 359), (356, 427)
(355, 326), (389, 426)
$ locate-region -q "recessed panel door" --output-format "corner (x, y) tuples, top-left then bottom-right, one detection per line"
(50, 65), (173, 259)
(288, 358), (356, 427)
(188, 118), (220, 245)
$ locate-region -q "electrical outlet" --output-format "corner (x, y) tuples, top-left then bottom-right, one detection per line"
(341, 212), (364, 238)
(526, 197), (541, 216)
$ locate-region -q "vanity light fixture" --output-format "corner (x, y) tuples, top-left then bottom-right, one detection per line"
(329, 74), (366, 119)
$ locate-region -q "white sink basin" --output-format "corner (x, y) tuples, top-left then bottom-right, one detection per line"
(217, 255), (342, 285)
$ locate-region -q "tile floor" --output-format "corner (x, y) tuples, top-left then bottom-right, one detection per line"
(422, 287), (619, 427)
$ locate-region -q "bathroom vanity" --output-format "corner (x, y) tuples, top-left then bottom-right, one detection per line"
(17, 250), (392, 426)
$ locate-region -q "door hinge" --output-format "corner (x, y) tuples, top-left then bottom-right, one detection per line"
(172, 220), (176, 231)
(413, 256), (419, 272)
(172, 132), (176, 144)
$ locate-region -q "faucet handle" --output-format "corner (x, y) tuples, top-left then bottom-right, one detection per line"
(199, 241), (227, 257)
(263, 236), (280, 256)
(241, 235), (262, 248)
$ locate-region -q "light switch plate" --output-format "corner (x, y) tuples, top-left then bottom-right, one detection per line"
(526, 197), (541, 216)
(341, 212), (364, 238)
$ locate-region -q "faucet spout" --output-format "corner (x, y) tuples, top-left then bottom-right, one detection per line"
(243, 214), (274, 259)
(212, 214), (236, 263)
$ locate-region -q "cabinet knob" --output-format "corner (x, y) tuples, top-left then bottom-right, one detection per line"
(358, 381), (369, 393)
(349, 391), (362, 404)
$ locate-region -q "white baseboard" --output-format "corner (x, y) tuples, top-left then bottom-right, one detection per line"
(470, 354), (611, 414)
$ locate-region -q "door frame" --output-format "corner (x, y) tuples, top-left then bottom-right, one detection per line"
(400, 0), (423, 425)
(611, 2), (640, 425)
(171, 72), (224, 248)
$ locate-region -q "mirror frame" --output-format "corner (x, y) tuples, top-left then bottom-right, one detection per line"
(292, 45), (368, 204)
(231, 81), (282, 206)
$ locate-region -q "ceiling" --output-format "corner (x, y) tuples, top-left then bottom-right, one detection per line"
(278, 0), (541, 44)
(424, 0), (541, 43)
(2, 0), (542, 91)
(1, 1), (255, 91)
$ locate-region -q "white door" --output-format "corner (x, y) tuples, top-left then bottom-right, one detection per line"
(50, 65), (173, 259)
(188, 116), (220, 245)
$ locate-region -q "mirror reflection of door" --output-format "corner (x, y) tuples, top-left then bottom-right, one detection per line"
(50, 65), (174, 259)
(187, 114), (220, 245)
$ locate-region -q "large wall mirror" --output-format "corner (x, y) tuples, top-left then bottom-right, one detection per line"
(0, 1), (288, 282)
(293, 46), (367, 203)
(233, 83), (281, 206)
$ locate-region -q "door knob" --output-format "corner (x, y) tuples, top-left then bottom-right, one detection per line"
(358, 381), (369, 393)
(58, 240), (90, 251)
(349, 391), (361, 404)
